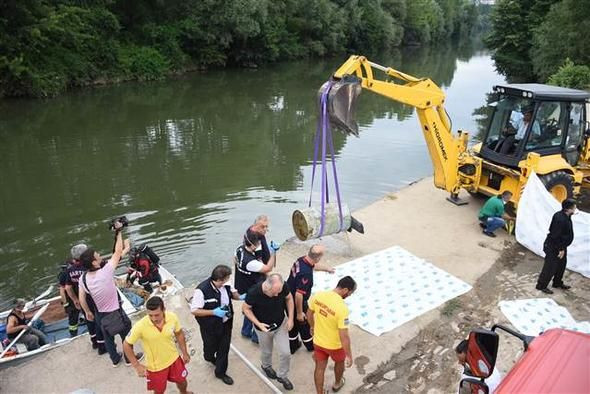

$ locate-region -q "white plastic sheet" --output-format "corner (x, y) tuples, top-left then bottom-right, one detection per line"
(312, 246), (472, 336)
(515, 172), (590, 278)
(499, 298), (590, 336)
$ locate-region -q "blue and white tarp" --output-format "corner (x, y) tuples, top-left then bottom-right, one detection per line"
(312, 246), (472, 336)
(516, 172), (590, 278)
(499, 298), (590, 336)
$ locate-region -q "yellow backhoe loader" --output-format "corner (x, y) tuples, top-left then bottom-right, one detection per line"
(324, 55), (590, 206)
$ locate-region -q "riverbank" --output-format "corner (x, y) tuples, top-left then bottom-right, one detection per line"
(2, 177), (588, 393)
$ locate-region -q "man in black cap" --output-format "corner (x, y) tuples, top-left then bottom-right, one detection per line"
(536, 198), (577, 294)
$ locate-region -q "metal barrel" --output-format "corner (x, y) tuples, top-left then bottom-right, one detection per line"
(292, 203), (352, 241)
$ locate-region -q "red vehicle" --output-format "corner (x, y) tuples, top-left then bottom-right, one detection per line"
(460, 325), (590, 394)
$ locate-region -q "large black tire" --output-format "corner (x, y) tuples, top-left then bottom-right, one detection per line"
(539, 171), (574, 203)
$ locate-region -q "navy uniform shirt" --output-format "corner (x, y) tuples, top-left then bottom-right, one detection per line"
(286, 256), (315, 311)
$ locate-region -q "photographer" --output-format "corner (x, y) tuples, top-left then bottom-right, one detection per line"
(191, 265), (241, 385)
(79, 219), (142, 367)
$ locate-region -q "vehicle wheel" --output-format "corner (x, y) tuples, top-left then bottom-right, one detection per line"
(539, 171), (573, 202)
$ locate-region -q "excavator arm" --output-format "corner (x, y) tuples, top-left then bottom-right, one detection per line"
(325, 55), (480, 200)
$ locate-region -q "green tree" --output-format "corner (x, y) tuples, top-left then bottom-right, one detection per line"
(531, 0), (590, 81)
(547, 59), (590, 90)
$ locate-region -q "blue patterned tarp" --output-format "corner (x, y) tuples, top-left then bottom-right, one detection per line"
(312, 245), (472, 336)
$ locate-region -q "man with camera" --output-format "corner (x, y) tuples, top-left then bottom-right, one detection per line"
(242, 273), (295, 391)
(79, 218), (142, 367)
(191, 265), (241, 385)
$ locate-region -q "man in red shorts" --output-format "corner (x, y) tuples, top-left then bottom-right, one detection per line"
(307, 276), (356, 394)
(124, 296), (192, 394)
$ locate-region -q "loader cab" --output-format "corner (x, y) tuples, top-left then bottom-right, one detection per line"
(480, 84), (589, 168)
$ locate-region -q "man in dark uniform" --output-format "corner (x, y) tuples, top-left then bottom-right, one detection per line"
(536, 198), (577, 294)
(234, 228), (273, 343)
(286, 244), (334, 354)
(59, 243), (106, 354)
(191, 265), (241, 385)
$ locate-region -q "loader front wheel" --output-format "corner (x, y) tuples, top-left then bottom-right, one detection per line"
(539, 171), (573, 203)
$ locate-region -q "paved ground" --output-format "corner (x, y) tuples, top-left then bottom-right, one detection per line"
(1, 179), (588, 393)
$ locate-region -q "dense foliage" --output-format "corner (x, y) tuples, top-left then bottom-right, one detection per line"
(0, 0), (478, 98)
(486, 0), (590, 87)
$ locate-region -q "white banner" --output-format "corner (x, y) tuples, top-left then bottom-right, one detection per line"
(515, 172), (590, 278)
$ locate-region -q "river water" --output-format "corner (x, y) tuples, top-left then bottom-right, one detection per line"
(0, 43), (505, 308)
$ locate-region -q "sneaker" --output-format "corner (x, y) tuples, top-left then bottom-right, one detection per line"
(277, 377), (293, 391)
(112, 352), (123, 367)
(261, 365), (277, 380)
(553, 284), (571, 290)
(538, 287), (554, 294)
(482, 230), (496, 238)
(125, 352), (144, 366)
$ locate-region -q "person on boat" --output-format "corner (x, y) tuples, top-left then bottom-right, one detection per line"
(191, 265), (242, 386)
(234, 228), (273, 344)
(58, 243), (106, 354)
(5, 298), (49, 351)
(127, 244), (162, 292)
(78, 221), (142, 367)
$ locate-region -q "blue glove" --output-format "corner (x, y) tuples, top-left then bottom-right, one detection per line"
(239, 293), (246, 301)
(213, 307), (227, 318)
(270, 240), (281, 252)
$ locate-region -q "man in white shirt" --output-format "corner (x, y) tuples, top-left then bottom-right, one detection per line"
(514, 106), (541, 141)
(191, 265), (241, 385)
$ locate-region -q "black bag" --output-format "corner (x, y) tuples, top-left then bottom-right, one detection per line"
(82, 272), (130, 336)
(100, 309), (131, 336)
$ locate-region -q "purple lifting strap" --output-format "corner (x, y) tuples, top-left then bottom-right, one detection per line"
(308, 82), (345, 237)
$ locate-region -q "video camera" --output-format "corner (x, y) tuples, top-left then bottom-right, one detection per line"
(108, 216), (129, 231)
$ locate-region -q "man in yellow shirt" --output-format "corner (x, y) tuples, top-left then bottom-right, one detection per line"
(307, 276), (356, 394)
(124, 297), (192, 394)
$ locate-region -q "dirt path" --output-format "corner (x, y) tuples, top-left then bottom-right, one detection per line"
(358, 241), (590, 393)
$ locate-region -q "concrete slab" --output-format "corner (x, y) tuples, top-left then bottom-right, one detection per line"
(0, 178), (512, 393)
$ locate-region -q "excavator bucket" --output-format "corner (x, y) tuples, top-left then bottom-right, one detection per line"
(319, 75), (362, 136)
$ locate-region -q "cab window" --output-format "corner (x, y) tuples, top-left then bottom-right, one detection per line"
(524, 101), (566, 150)
(564, 103), (584, 165)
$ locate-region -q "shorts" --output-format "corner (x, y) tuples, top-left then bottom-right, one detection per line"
(146, 356), (188, 392)
(314, 344), (346, 362)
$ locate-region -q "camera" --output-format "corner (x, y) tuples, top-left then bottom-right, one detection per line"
(109, 216), (129, 231)
(267, 323), (279, 331)
(220, 305), (232, 319)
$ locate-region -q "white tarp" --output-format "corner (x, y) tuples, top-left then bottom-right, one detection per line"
(499, 298), (590, 336)
(312, 246), (472, 336)
(515, 172), (590, 278)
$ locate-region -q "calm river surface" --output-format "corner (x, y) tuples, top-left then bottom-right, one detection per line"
(0, 43), (505, 308)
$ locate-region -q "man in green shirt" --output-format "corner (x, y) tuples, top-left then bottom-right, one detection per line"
(478, 191), (513, 237)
